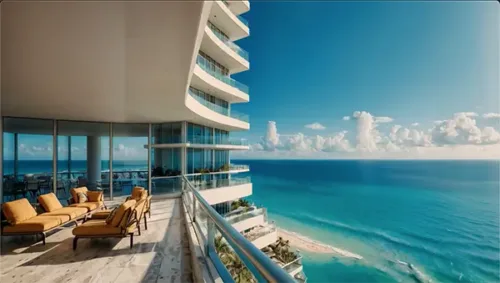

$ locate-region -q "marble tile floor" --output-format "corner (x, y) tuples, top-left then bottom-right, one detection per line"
(0, 198), (192, 283)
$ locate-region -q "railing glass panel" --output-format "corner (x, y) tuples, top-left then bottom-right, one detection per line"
(207, 22), (249, 61)
(226, 207), (266, 224)
(188, 88), (250, 122)
(186, 175), (251, 191)
(196, 55), (249, 94)
(181, 176), (295, 283)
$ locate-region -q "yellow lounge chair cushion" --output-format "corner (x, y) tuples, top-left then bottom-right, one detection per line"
(69, 202), (102, 212)
(40, 207), (88, 220)
(87, 191), (103, 202)
(131, 187), (146, 200)
(3, 216), (62, 233)
(110, 200), (136, 227)
(91, 210), (112, 219)
(38, 193), (63, 212)
(70, 187), (88, 203)
(2, 199), (37, 225)
(72, 220), (122, 236)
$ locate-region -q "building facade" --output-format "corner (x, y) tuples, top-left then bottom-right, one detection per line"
(1, 1), (251, 203)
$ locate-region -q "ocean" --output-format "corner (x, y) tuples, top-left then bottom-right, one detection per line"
(3, 159), (499, 282)
(3, 160), (148, 176)
(235, 160), (500, 283)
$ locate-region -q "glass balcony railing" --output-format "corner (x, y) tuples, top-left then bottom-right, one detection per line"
(196, 55), (249, 94)
(282, 256), (303, 274)
(187, 175), (251, 191)
(189, 88), (250, 123)
(220, 1), (250, 28)
(208, 22), (249, 61)
(229, 164), (250, 170)
(243, 224), (277, 242)
(226, 207), (266, 224)
(181, 176), (296, 283)
(187, 135), (249, 146)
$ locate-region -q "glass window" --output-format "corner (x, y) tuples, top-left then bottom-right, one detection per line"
(2, 118), (54, 203)
(153, 122), (182, 144)
(112, 123), (149, 197)
(57, 121), (110, 200)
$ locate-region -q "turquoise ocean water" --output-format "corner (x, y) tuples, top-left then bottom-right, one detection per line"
(235, 160), (500, 283)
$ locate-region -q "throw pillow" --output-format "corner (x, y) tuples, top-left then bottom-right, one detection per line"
(105, 208), (119, 224)
(77, 192), (88, 203)
(87, 191), (102, 202)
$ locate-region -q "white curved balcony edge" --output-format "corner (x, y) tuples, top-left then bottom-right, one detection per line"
(202, 26), (249, 74)
(249, 228), (278, 250)
(232, 214), (266, 232)
(151, 142), (249, 151)
(199, 183), (252, 205)
(210, 1), (249, 41)
(191, 65), (249, 103)
(225, 0), (250, 16)
(186, 94), (249, 131)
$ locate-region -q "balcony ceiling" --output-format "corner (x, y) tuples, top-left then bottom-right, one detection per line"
(1, 1), (214, 125)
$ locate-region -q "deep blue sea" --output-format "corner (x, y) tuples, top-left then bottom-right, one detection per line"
(235, 160), (500, 283)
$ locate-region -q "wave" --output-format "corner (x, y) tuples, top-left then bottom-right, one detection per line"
(289, 213), (455, 262)
(277, 227), (363, 259)
(395, 260), (433, 283)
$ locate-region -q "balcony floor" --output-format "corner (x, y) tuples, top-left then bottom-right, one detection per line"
(0, 198), (192, 283)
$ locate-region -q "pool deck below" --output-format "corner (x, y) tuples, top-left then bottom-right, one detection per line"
(0, 198), (192, 283)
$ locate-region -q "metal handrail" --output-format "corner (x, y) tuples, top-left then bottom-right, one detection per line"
(182, 175), (295, 283)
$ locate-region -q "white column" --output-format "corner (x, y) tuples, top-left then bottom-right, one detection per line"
(147, 124), (152, 194)
(109, 124), (113, 199)
(87, 136), (101, 189)
(52, 120), (57, 193)
(0, 117), (2, 202)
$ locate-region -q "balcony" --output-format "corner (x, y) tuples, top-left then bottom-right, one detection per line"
(200, 23), (249, 74)
(189, 87), (249, 122)
(221, 0), (250, 16)
(243, 223), (278, 249)
(188, 175), (252, 205)
(209, 1), (249, 41)
(192, 56), (249, 103)
(226, 207), (267, 232)
(283, 256), (304, 277)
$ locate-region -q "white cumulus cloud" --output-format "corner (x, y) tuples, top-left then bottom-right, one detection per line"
(304, 122), (326, 130)
(241, 111), (500, 160)
(342, 116), (351, 121)
(483, 113), (500, 119)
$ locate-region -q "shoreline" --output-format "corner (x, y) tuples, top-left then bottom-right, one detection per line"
(278, 228), (363, 260)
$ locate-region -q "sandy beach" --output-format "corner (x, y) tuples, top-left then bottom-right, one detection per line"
(278, 228), (363, 260)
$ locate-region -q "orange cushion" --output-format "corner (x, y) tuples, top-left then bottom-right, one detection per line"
(91, 210), (112, 219)
(72, 219), (122, 236)
(3, 216), (61, 233)
(70, 187), (88, 203)
(87, 191), (103, 202)
(110, 200), (136, 227)
(69, 202), (101, 212)
(38, 193), (63, 212)
(2, 199), (37, 225)
(131, 187), (145, 200)
(40, 207), (87, 220)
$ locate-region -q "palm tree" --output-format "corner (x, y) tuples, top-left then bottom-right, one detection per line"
(231, 198), (251, 210)
(214, 236), (256, 282)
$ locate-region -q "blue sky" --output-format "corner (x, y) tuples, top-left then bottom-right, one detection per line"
(231, 1), (500, 159)
(3, 1), (499, 160)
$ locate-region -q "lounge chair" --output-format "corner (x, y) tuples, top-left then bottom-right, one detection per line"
(1, 196), (87, 245)
(127, 187), (152, 219)
(91, 187), (150, 230)
(68, 186), (106, 211)
(72, 198), (147, 250)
